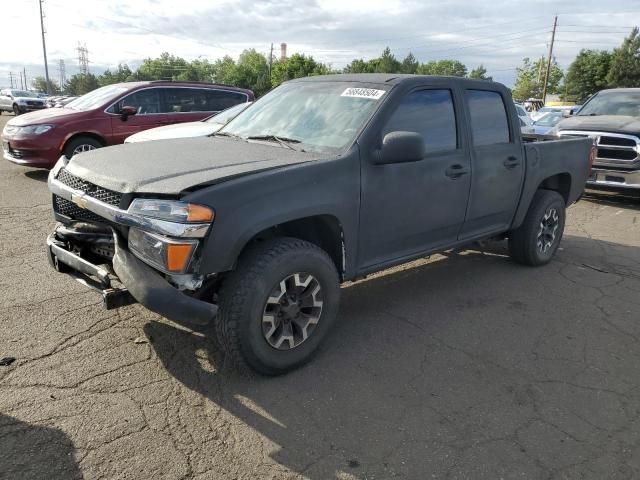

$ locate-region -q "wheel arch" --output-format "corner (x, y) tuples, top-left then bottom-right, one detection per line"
(538, 172), (572, 204)
(61, 132), (107, 154)
(235, 214), (346, 280)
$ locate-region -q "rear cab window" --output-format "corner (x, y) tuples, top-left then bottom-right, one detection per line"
(465, 90), (511, 145)
(382, 89), (458, 152)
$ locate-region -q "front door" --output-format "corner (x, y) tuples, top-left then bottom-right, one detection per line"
(358, 87), (471, 269)
(108, 88), (170, 144)
(458, 89), (524, 239)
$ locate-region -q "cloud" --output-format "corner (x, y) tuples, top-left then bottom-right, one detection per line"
(3, 0), (639, 88)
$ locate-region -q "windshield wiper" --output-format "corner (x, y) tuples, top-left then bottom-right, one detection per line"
(246, 134), (302, 151)
(212, 131), (242, 139)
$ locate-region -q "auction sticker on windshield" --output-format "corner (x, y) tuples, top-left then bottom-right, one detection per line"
(341, 88), (386, 100)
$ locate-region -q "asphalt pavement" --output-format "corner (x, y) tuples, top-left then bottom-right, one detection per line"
(1, 112), (639, 479)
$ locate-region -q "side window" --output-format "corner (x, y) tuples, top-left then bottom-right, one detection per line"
(382, 89), (457, 152)
(110, 89), (161, 115)
(204, 90), (247, 112)
(162, 88), (203, 113)
(465, 90), (510, 146)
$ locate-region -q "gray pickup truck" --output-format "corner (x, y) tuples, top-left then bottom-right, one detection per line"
(46, 74), (593, 374)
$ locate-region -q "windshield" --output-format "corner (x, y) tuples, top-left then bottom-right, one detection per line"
(534, 112), (563, 127)
(65, 84), (130, 111)
(11, 90), (37, 98)
(205, 101), (251, 124)
(578, 91), (640, 117)
(221, 82), (387, 153)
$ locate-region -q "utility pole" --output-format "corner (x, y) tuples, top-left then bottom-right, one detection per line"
(542, 15), (557, 105)
(9, 72), (15, 88)
(77, 43), (89, 75)
(19, 71), (23, 89)
(23, 68), (28, 90)
(39, 0), (52, 94)
(58, 60), (66, 91)
(268, 43), (274, 80)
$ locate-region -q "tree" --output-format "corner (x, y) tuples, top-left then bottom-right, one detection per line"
(512, 57), (563, 101)
(271, 53), (332, 87)
(374, 47), (401, 73)
(235, 49), (271, 97)
(213, 55), (239, 85)
(64, 73), (99, 95)
(401, 53), (419, 74)
(469, 65), (492, 81)
(606, 27), (640, 88)
(32, 76), (61, 94)
(343, 58), (376, 74)
(136, 52), (192, 81)
(98, 64), (134, 86)
(562, 50), (611, 102)
(416, 59), (467, 77)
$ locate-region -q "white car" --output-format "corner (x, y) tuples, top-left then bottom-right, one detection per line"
(0, 89), (46, 115)
(514, 103), (533, 127)
(530, 106), (573, 122)
(125, 101), (252, 143)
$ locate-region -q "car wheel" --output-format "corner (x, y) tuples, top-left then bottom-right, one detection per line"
(509, 189), (566, 266)
(63, 136), (103, 158)
(216, 237), (341, 375)
(12, 104), (20, 115)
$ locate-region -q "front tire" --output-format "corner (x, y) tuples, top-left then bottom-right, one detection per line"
(509, 189), (566, 266)
(216, 237), (341, 375)
(13, 104), (20, 115)
(63, 136), (103, 158)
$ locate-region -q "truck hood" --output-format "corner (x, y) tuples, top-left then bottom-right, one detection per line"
(8, 107), (85, 126)
(558, 115), (640, 135)
(66, 136), (322, 194)
(125, 121), (220, 143)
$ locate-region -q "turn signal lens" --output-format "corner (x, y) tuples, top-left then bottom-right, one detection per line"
(186, 204), (215, 222)
(166, 244), (195, 272)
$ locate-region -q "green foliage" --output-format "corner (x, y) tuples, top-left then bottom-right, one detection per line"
(512, 57), (563, 101)
(562, 50), (611, 102)
(271, 53), (332, 88)
(32, 76), (61, 94)
(64, 73), (100, 95)
(416, 59), (467, 77)
(401, 53), (419, 74)
(343, 58), (376, 74)
(606, 27), (640, 88)
(235, 49), (271, 97)
(469, 65), (493, 81)
(98, 64), (134, 86)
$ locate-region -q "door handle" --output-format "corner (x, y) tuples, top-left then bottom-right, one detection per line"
(503, 156), (520, 169)
(445, 164), (469, 179)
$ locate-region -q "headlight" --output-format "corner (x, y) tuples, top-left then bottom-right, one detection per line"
(128, 199), (214, 223)
(15, 125), (54, 135)
(128, 228), (197, 273)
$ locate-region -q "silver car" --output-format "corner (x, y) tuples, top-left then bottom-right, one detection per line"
(0, 89), (46, 115)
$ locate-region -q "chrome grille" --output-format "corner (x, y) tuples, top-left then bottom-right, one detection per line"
(56, 169), (122, 207)
(558, 130), (640, 170)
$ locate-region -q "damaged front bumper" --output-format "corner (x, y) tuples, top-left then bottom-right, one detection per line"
(46, 225), (218, 327)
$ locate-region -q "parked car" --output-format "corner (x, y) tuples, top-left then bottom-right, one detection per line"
(125, 101), (253, 143)
(46, 74), (592, 374)
(2, 81), (254, 168)
(515, 103), (533, 126)
(0, 89), (47, 115)
(530, 106), (574, 122)
(532, 111), (564, 135)
(53, 96), (79, 108)
(557, 88), (640, 191)
(519, 117), (535, 135)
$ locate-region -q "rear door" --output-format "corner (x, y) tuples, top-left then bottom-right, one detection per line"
(108, 88), (170, 144)
(458, 89), (524, 239)
(358, 86), (472, 269)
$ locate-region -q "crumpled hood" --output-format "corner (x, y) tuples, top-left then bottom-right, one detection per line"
(125, 121), (220, 143)
(558, 115), (640, 135)
(8, 107), (84, 126)
(66, 136), (322, 194)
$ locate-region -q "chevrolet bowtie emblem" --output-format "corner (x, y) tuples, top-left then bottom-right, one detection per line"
(71, 193), (88, 209)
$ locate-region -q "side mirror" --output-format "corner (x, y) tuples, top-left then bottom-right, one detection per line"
(376, 131), (426, 165)
(120, 105), (138, 120)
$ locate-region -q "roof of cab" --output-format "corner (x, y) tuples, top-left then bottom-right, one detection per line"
(289, 73), (506, 90)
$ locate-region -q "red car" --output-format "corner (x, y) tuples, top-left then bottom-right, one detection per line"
(2, 81), (254, 169)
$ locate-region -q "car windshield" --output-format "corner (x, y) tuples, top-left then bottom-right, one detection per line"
(65, 84), (130, 111)
(220, 81), (387, 153)
(12, 90), (37, 98)
(578, 91), (640, 117)
(205, 102), (251, 124)
(534, 112), (563, 127)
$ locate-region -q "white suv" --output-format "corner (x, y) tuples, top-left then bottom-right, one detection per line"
(0, 89), (46, 115)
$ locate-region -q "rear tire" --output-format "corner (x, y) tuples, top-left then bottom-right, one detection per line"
(509, 189), (566, 266)
(63, 136), (103, 158)
(12, 104), (20, 115)
(216, 237), (341, 375)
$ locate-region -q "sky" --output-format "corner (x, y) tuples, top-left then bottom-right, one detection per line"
(1, 0), (639, 89)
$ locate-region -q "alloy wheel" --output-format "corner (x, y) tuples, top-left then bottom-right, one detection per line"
(536, 207), (559, 253)
(261, 273), (323, 350)
(72, 144), (96, 155)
